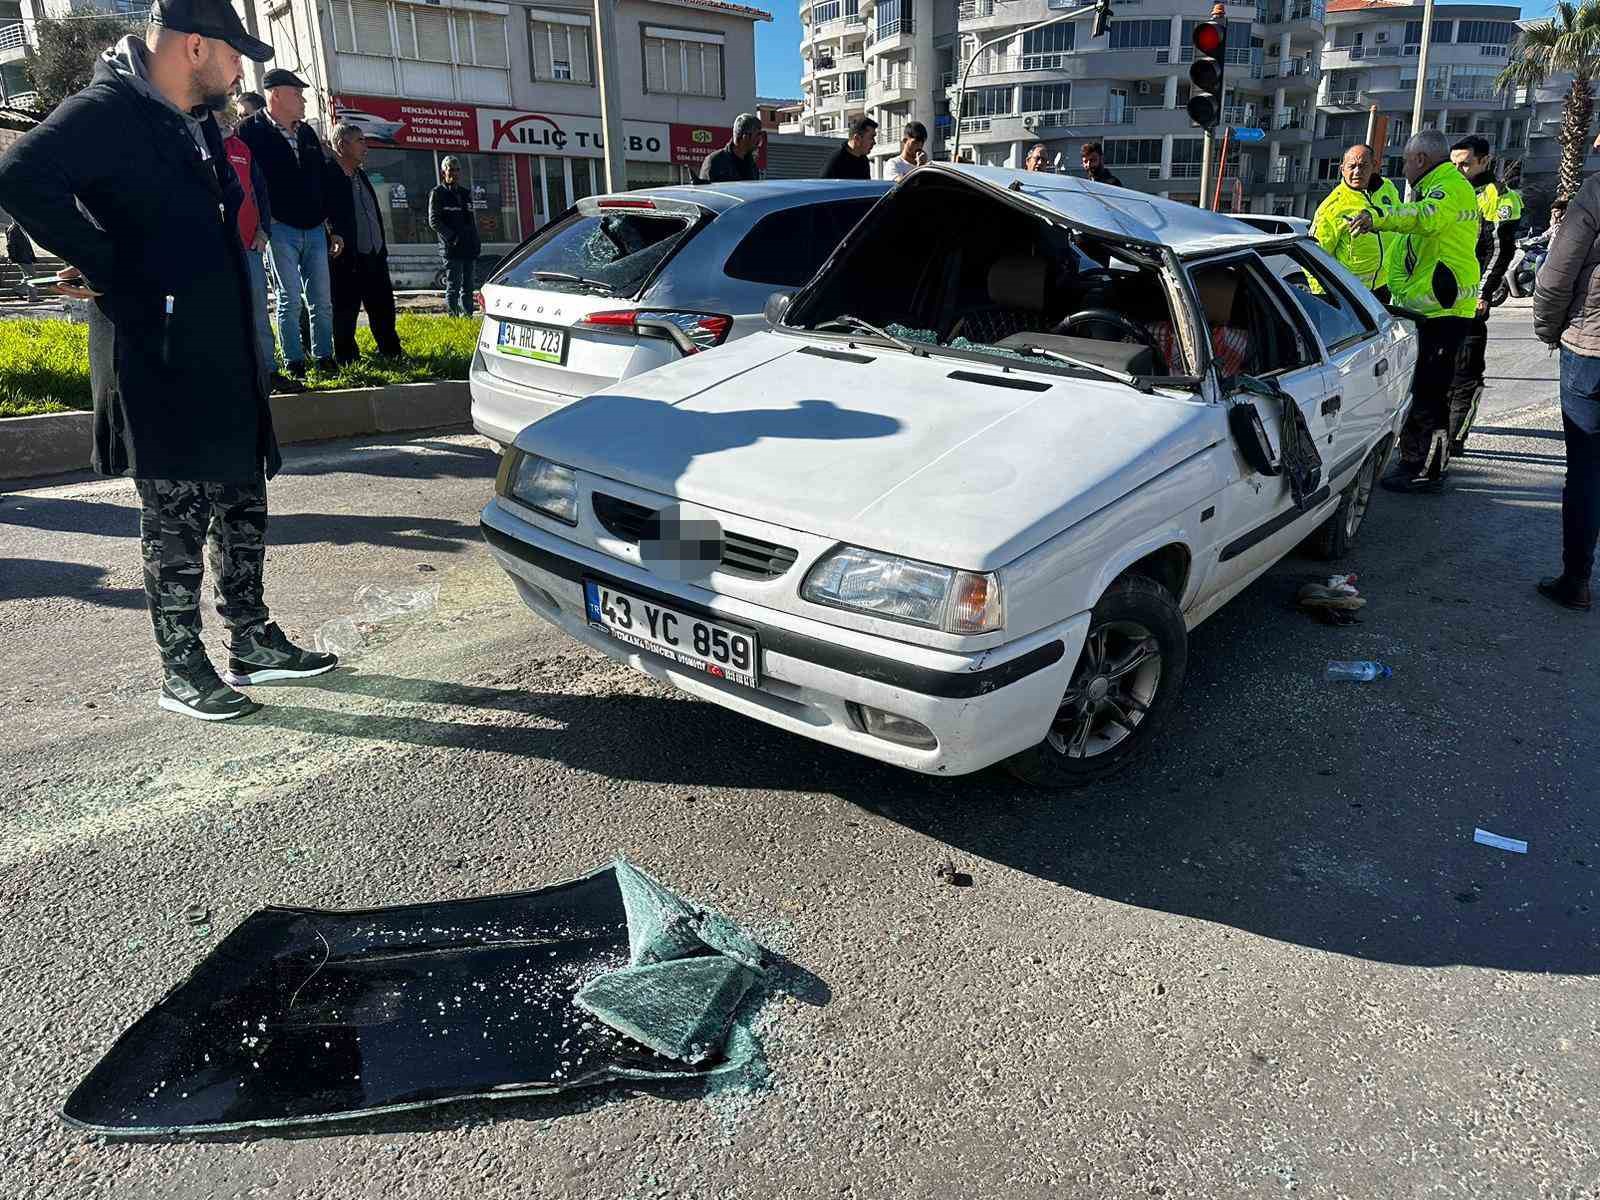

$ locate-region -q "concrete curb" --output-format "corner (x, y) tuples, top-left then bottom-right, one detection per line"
(0, 380), (470, 481)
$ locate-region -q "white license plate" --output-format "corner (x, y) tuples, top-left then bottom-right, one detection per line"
(496, 321), (567, 365)
(584, 581), (759, 687)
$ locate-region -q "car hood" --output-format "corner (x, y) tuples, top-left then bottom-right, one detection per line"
(517, 333), (1219, 570)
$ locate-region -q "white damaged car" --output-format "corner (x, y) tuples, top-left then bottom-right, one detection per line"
(481, 165), (1417, 787)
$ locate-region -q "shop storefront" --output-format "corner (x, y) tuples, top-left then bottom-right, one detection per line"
(329, 94), (734, 273)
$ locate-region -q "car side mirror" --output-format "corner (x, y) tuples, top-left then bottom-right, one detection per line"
(1227, 376), (1283, 477)
(763, 291), (793, 326)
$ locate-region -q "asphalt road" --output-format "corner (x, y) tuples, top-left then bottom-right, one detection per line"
(1, 303), (1595, 1200)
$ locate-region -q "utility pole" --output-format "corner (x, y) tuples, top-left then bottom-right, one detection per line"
(593, 0), (628, 191)
(1409, 0), (1435, 150)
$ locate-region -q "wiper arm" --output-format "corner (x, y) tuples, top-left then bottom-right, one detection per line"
(814, 314), (926, 357)
(1011, 343), (1154, 394)
(533, 271), (615, 293)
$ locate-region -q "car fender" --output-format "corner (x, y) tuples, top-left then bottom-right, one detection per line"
(999, 446), (1224, 638)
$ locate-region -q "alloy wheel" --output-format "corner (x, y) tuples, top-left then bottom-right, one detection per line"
(1046, 619), (1163, 759)
(1346, 453), (1378, 540)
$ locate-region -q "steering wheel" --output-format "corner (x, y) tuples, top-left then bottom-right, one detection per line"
(1055, 308), (1155, 347)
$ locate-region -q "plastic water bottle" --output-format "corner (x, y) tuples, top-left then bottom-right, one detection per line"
(1326, 660), (1392, 682)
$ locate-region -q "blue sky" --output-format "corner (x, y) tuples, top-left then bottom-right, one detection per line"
(756, 8), (804, 100)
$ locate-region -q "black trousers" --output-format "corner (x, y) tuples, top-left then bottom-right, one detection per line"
(1562, 417), (1600, 584)
(1399, 316), (1474, 467)
(134, 478), (269, 673)
(331, 250), (402, 363)
(1448, 312), (1489, 440)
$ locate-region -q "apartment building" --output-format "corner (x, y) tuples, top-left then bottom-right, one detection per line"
(0, 0), (144, 110)
(1316, 0), (1531, 196)
(798, 0), (1330, 214)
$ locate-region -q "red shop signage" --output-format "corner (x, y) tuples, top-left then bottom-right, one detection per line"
(669, 122), (767, 171)
(330, 95), (478, 151)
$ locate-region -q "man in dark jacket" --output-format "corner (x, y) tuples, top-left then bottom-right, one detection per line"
(822, 116), (875, 180)
(237, 67), (340, 373)
(1080, 142), (1123, 188)
(0, 2), (336, 720)
(324, 122), (403, 362)
(428, 155), (480, 317)
(699, 114), (761, 183)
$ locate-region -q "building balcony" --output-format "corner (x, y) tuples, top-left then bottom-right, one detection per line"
(1323, 86), (1363, 109)
(956, 107), (1136, 143)
(802, 15), (868, 50)
(1155, 45), (1264, 80)
(956, 0), (1048, 36)
(1267, 161), (1311, 185)
(0, 21), (28, 63)
(6, 88), (37, 109)
(864, 15), (914, 54)
(1264, 0), (1325, 37)
(1268, 111), (1314, 140)
(868, 68), (917, 105)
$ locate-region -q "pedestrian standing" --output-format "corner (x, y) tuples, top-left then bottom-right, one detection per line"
(5, 220), (35, 265)
(428, 156), (480, 317)
(323, 122), (404, 363)
(1080, 142), (1123, 187)
(0, 0), (336, 719)
(220, 107), (288, 391)
(1347, 131), (1481, 494)
(237, 67), (341, 374)
(1448, 135), (1516, 453)
(237, 89), (264, 117)
(698, 113), (762, 183)
(1024, 143), (1051, 173)
(884, 121), (927, 181)
(822, 116), (876, 180)
(1532, 170), (1600, 612)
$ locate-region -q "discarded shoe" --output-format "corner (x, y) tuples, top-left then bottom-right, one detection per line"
(1536, 575), (1593, 612)
(160, 659), (262, 722)
(1297, 582), (1366, 611)
(223, 622), (338, 685)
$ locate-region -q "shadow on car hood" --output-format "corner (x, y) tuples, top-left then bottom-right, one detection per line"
(519, 334), (1222, 570)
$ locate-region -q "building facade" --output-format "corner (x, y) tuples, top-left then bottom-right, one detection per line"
(1316, 0), (1529, 197)
(0, 0), (144, 111)
(246, 0), (767, 269)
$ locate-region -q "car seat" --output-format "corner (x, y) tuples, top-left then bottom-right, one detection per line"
(948, 256), (1054, 344)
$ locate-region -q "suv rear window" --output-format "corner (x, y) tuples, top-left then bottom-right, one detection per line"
(495, 211), (696, 297)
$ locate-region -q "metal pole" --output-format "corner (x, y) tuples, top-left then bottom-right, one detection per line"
(594, 0), (628, 191)
(1212, 124), (1231, 210)
(1365, 101), (1378, 147)
(1200, 129), (1213, 205)
(1409, 0), (1435, 144)
(951, 3), (1096, 163)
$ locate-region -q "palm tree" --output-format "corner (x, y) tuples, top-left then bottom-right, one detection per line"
(1498, 1), (1600, 202)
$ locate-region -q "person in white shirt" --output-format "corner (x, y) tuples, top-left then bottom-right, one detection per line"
(884, 121), (928, 181)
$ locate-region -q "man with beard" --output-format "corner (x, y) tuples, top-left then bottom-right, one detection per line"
(0, 0), (338, 719)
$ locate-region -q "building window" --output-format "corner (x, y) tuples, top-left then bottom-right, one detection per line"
(961, 85), (1011, 117)
(1103, 137), (1162, 166)
(529, 9), (593, 83)
(1108, 86), (1128, 120)
(643, 26), (725, 97)
(1509, 118), (1528, 146)
(1403, 20), (1453, 45)
(1020, 82), (1071, 112)
(1456, 20), (1513, 45)
(332, 0), (395, 56)
(1108, 19), (1167, 50)
(1021, 23), (1074, 69)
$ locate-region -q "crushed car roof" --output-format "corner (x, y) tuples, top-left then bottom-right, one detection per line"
(916, 164), (1299, 258)
(607, 179), (890, 216)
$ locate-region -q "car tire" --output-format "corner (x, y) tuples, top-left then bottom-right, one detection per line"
(1313, 445), (1379, 561)
(1002, 574), (1188, 791)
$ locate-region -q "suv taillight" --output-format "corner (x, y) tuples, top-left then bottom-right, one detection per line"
(574, 310), (733, 355)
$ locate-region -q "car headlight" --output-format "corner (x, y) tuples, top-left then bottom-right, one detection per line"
(801, 545), (1003, 634)
(499, 451), (578, 526)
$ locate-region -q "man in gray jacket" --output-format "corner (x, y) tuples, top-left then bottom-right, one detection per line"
(1532, 174), (1600, 612)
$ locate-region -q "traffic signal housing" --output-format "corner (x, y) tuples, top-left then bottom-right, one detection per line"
(1186, 15), (1226, 131)
(1091, 0), (1113, 39)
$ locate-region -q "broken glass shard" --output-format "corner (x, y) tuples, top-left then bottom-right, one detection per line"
(63, 860), (769, 1135)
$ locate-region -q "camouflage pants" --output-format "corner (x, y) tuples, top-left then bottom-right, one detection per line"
(134, 478), (269, 671)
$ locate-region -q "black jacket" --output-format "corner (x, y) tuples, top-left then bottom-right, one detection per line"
(5, 222), (34, 264)
(323, 157), (386, 261)
(1086, 165), (1123, 188)
(0, 55), (276, 484)
(427, 183), (480, 260)
(699, 143), (758, 183)
(822, 145), (870, 180)
(236, 109), (327, 231)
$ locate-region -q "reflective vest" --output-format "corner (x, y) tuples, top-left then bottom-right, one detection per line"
(1497, 187), (1525, 226)
(1371, 160), (1482, 319)
(1312, 176), (1401, 289)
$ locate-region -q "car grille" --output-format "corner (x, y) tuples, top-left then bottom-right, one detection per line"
(591, 492), (799, 581)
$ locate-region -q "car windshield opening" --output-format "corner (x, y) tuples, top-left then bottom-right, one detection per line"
(494, 211), (696, 298)
(787, 178), (1187, 381)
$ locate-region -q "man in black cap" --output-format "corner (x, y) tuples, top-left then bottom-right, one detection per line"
(0, 0), (338, 720)
(237, 66), (342, 376)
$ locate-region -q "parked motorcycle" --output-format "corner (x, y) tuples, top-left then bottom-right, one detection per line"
(1490, 235), (1547, 306)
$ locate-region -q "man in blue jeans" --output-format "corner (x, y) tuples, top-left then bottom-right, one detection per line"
(1533, 171), (1600, 612)
(237, 68), (341, 373)
(428, 155), (479, 317)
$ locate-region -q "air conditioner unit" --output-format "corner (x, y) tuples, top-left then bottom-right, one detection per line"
(1022, 114), (1040, 129)
(1374, 31), (1388, 42)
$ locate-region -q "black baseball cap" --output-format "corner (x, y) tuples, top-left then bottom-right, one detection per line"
(262, 67), (310, 90)
(149, 0), (274, 62)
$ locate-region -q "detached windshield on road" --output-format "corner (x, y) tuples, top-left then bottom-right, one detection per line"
(495, 211), (696, 298)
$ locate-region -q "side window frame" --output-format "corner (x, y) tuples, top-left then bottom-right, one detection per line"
(1295, 239), (1394, 333)
(720, 204), (819, 289)
(1269, 244), (1379, 355)
(1184, 251), (1323, 387)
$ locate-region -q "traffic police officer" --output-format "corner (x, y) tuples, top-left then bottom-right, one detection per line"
(1348, 130), (1482, 494)
(1312, 142), (1400, 294)
(1447, 135), (1511, 453)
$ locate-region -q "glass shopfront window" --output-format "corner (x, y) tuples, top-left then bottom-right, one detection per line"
(458, 151), (519, 244)
(360, 146), (521, 247)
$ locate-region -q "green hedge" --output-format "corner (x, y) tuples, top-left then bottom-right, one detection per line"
(0, 314), (481, 418)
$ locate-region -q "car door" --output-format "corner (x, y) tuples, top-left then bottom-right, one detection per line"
(1186, 254), (1336, 594)
(1260, 245), (1388, 485)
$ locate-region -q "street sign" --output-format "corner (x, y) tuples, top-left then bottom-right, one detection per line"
(1230, 126), (1266, 143)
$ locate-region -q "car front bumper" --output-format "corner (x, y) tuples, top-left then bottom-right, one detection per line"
(480, 499), (1088, 776)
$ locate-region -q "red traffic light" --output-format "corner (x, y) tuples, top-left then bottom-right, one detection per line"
(1192, 21), (1225, 55)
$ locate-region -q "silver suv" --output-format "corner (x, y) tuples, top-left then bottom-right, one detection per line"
(470, 179), (890, 446)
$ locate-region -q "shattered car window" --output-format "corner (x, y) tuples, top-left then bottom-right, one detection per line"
(64, 861), (767, 1135)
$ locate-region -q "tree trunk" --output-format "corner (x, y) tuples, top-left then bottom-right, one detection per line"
(1559, 75), (1595, 203)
